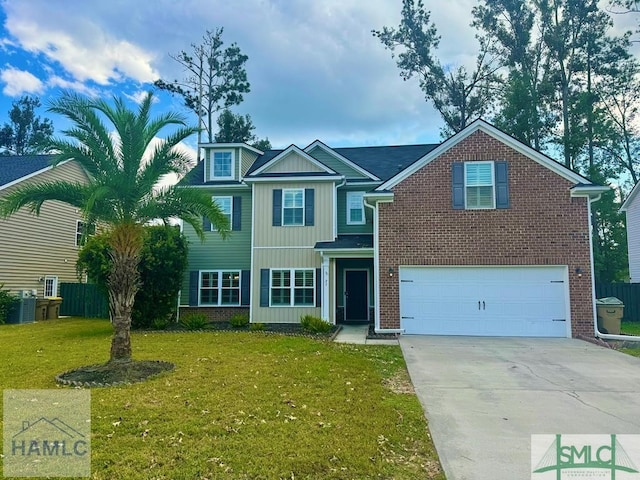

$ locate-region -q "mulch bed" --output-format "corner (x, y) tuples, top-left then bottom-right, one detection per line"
(56, 360), (175, 387)
(367, 323), (400, 340)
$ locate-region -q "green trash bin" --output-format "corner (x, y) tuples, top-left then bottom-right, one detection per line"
(596, 297), (624, 334)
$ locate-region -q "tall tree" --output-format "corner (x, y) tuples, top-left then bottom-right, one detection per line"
(373, 0), (499, 136)
(214, 109), (271, 150)
(0, 92), (229, 365)
(0, 96), (54, 155)
(154, 28), (250, 144)
(472, 0), (555, 149)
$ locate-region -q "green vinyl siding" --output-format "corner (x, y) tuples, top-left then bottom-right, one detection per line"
(180, 187), (252, 304)
(337, 187), (374, 234)
(306, 146), (369, 179)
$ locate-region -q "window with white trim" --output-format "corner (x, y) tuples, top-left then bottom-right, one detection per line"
(465, 162), (495, 209)
(346, 191), (365, 225)
(282, 189), (304, 226)
(75, 221), (95, 246)
(44, 276), (58, 298)
(270, 269), (315, 306)
(211, 151), (234, 179)
(211, 196), (232, 231)
(200, 271), (241, 305)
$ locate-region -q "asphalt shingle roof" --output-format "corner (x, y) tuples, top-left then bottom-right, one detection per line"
(315, 234), (374, 250)
(0, 155), (54, 187)
(181, 143), (440, 187)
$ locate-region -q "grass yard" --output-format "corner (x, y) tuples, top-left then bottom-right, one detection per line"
(621, 321), (640, 336)
(0, 318), (443, 479)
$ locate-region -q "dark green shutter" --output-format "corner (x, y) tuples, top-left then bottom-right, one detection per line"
(305, 189), (314, 226)
(260, 269), (270, 307)
(452, 162), (465, 209)
(272, 189), (282, 226)
(315, 268), (321, 307)
(241, 270), (250, 306)
(203, 217), (212, 231)
(189, 271), (199, 306)
(232, 196), (242, 230)
(495, 161), (510, 209)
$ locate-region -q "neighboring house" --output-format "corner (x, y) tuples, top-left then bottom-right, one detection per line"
(621, 181), (640, 283)
(0, 155), (91, 298)
(179, 119), (607, 338)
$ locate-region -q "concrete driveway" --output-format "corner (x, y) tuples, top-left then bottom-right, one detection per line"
(400, 336), (640, 479)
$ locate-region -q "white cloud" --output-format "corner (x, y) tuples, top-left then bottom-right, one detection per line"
(47, 76), (98, 97)
(0, 66), (44, 96)
(125, 90), (159, 105)
(3, 0), (159, 85)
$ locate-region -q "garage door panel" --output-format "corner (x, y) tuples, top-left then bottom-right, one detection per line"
(399, 266), (569, 337)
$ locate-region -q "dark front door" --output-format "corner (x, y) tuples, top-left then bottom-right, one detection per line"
(345, 270), (368, 322)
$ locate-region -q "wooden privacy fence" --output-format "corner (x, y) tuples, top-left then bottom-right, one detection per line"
(59, 283), (109, 318)
(595, 283), (640, 322)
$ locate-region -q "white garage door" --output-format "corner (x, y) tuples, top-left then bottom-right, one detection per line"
(399, 266), (569, 337)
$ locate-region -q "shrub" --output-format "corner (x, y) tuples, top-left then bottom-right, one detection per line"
(229, 313), (250, 328)
(0, 284), (18, 325)
(300, 315), (333, 333)
(180, 313), (209, 331)
(249, 322), (266, 332)
(152, 318), (169, 330)
(78, 225), (188, 329)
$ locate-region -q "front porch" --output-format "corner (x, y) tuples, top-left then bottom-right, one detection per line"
(315, 235), (374, 325)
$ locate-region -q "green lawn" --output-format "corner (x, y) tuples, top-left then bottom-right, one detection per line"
(0, 318), (443, 479)
(621, 321), (640, 336)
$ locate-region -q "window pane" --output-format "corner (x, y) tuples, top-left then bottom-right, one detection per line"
(271, 270), (290, 288)
(294, 288), (314, 306)
(349, 208), (363, 223)
(271, 288), (291, 306)
(284, 190), (303, 208)
(466, 163), (493, 187)
(466, 186), (494, 209)
(213, 152), (232, 177)
(283, 207), (303, 226)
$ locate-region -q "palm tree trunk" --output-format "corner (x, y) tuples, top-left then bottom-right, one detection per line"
(107, 223), (143, 363)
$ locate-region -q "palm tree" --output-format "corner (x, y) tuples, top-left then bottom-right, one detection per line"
(0, 92), (229, 364)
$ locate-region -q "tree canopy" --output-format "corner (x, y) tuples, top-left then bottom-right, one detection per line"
(0, 96), (54, 155)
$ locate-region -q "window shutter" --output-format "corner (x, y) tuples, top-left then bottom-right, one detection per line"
(189, 271), (199, 306)
(452, 162), (465, 209)
(315, 268), (322, 307)
(260, 269), (270, 307)
(241, 270), (250, 306)
(203, 217), (212, 232)
(495, 161), (510, 209)
(305, 188), (314, 226)
(232, 196), (242, 230)
(272, 189), (282, 226)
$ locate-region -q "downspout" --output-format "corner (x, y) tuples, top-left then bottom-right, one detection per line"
(590, 195), (640, 342)
(364, 197), (403, 334)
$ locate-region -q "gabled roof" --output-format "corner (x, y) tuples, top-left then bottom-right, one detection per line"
(335, 144), (439, 182)
(304, 140), (381, 181)
(377, 119), (596, 192)
(248, 145), (336, 176)
(621, 181), (640, 212)
(0, 155), (55, 190)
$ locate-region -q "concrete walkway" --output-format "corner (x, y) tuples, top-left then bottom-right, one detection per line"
(400, 336), (640, 480)
(333, 324), (398, 345)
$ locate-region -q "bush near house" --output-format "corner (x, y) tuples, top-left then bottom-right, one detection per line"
(77, 225), (188, 328)
(0, 284), (17, 324)
(301, 314), (333, 333)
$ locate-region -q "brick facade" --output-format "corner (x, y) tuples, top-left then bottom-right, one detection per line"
(378, 130), (594, 337)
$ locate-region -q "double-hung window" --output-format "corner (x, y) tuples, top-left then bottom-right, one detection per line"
(75, 221), (95, 246)
(346, 191), (365, 225)
(465, 162), (495, 209)
(200, 271), (241, 306)
(282, 189), (304, 226)
(211, 151), (234, 179)
(452, 161), (509, 210)
(212, 196), (232, 231)
(270, 269), (315, 306)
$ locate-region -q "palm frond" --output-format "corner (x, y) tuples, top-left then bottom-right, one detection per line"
(0, 181), (88, 218)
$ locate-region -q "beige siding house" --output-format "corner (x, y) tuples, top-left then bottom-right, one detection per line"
(622, 182), (640, 283)
(0, 155), (90, 298)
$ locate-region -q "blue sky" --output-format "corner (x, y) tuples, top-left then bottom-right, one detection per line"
(0, 0), (636, 158)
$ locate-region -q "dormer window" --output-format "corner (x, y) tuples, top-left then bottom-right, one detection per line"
(211, 150), (234, 179)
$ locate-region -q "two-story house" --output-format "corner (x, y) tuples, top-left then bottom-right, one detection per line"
(179, 120), (608, 338)
(0, 155), (91, 298)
